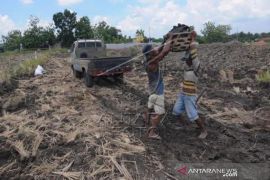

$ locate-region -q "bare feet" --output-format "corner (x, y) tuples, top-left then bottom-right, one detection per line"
(198, 130), (208, 139)
(171, 116), (187, 130)
(195, 118), (207, 139)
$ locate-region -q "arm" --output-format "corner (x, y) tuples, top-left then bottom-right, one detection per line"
(148, 36), (173, 65)
(188, 41), (200, 75)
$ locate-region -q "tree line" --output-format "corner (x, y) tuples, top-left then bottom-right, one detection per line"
(2, 9), (133, 50)
(2, 9), (270, 51)
(197, 21), (270, 44)
(2, 16), (56, 50)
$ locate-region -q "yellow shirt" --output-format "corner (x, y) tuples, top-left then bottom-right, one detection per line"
(182, 41), (200, 96)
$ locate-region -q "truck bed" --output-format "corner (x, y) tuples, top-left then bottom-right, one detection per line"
(86, 56), (132, 76)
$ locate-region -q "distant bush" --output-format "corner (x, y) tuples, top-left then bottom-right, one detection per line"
(0, 49), (65, 83)
(256, 70), (270, 83)
(11, 53), (49, 76)
(201, 22), (231, 43)
(0, 70), (12, 84)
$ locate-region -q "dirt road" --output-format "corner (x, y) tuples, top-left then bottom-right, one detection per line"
(0, 49), (269, 179)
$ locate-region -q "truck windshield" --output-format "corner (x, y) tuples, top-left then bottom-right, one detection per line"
(78, 41), (102, 48)
(78, 42), (85, 48)
(96, 42), (102, 47)
(86, 42), (95, 47)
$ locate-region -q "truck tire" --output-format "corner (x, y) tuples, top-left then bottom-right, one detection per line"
(114, 73), (124, 84)
(84, 71), (94, 87)
(72, 68), (83, 78)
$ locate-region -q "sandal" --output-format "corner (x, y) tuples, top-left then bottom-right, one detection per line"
(149, 134), (162, 140)
(147, 127), (162, 140)
(198, 130), (208, 139)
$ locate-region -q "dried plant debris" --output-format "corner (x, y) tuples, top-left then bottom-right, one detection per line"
(9, 140), (30, 161)
(0, 45), (269, 179)
(52, 171), (82, 180)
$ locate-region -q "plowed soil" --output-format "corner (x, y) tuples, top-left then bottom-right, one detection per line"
(0, 43), (270, 179)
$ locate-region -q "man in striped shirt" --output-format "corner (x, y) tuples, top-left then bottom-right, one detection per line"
(172, 31), (208, 139)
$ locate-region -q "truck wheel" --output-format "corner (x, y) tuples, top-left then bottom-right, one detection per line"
(84, 71), (94, 87)
(114, 73), (124, 84)
(72, 68), (83, 78)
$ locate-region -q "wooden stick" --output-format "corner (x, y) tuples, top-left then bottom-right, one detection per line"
(110, 157), (133, 180)
(162, 171), (178, 180)
(109, 138), (145, 153)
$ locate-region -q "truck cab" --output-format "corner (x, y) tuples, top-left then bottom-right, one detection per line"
(70, 39), (131, 87)
(70, 39), (106, 59)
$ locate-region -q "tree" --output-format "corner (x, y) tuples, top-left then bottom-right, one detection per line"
(229, 31), (262, 42)
(196, 34), (206, 44)
(23, 16), (43, 48)
(93, 21), (109, 40)
(75, 16), (94, 39)
(53, 9), (77, 47)
(152, 38), (163, 43)
(2, 30), (22, 50)
(93, 21), (124, 43)
(23, 16), (56, 49)
(254, 33), (260, 40)
(201, 22), (231, 43)
(135, 29), (146, 43)
(40, 25), (56, 48)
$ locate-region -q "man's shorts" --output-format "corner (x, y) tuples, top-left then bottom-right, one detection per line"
(148, 94), (165, 115)
(172, 93), (198, 121)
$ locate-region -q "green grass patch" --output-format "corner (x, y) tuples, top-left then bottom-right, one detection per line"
(10, 52), (50, 77)
(0, 49), (32, 58)
(0, 48), (67, 83)
(257, 70), (270, 83)
(0, 70), (12, 83)
(52, 48), (68, 53)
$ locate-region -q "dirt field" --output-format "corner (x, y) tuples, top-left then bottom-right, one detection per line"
(0, 42), (269, 179)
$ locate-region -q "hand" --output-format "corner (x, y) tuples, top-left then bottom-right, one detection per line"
(163, 33), (172, 42)
(163, 41), (171, 53)
(179, 82), (183, 91)
(180, 82), (183, 88)
(165, 33), (173, 41)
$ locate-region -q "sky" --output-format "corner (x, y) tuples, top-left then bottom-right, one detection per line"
(0, 0), (270, 39)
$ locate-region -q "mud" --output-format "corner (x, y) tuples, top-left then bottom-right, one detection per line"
(0, 80), (18, 96)
(0, 42), (270, 179)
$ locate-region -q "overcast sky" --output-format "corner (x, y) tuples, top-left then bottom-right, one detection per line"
(0, 0), (270, 39)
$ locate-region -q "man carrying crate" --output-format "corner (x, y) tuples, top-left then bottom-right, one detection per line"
(172, 30), (208, 139)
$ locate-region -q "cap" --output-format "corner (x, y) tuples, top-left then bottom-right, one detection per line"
(142, 44), (153, 56)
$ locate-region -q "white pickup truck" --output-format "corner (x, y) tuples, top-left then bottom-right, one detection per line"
(70, 39), (131, 87)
